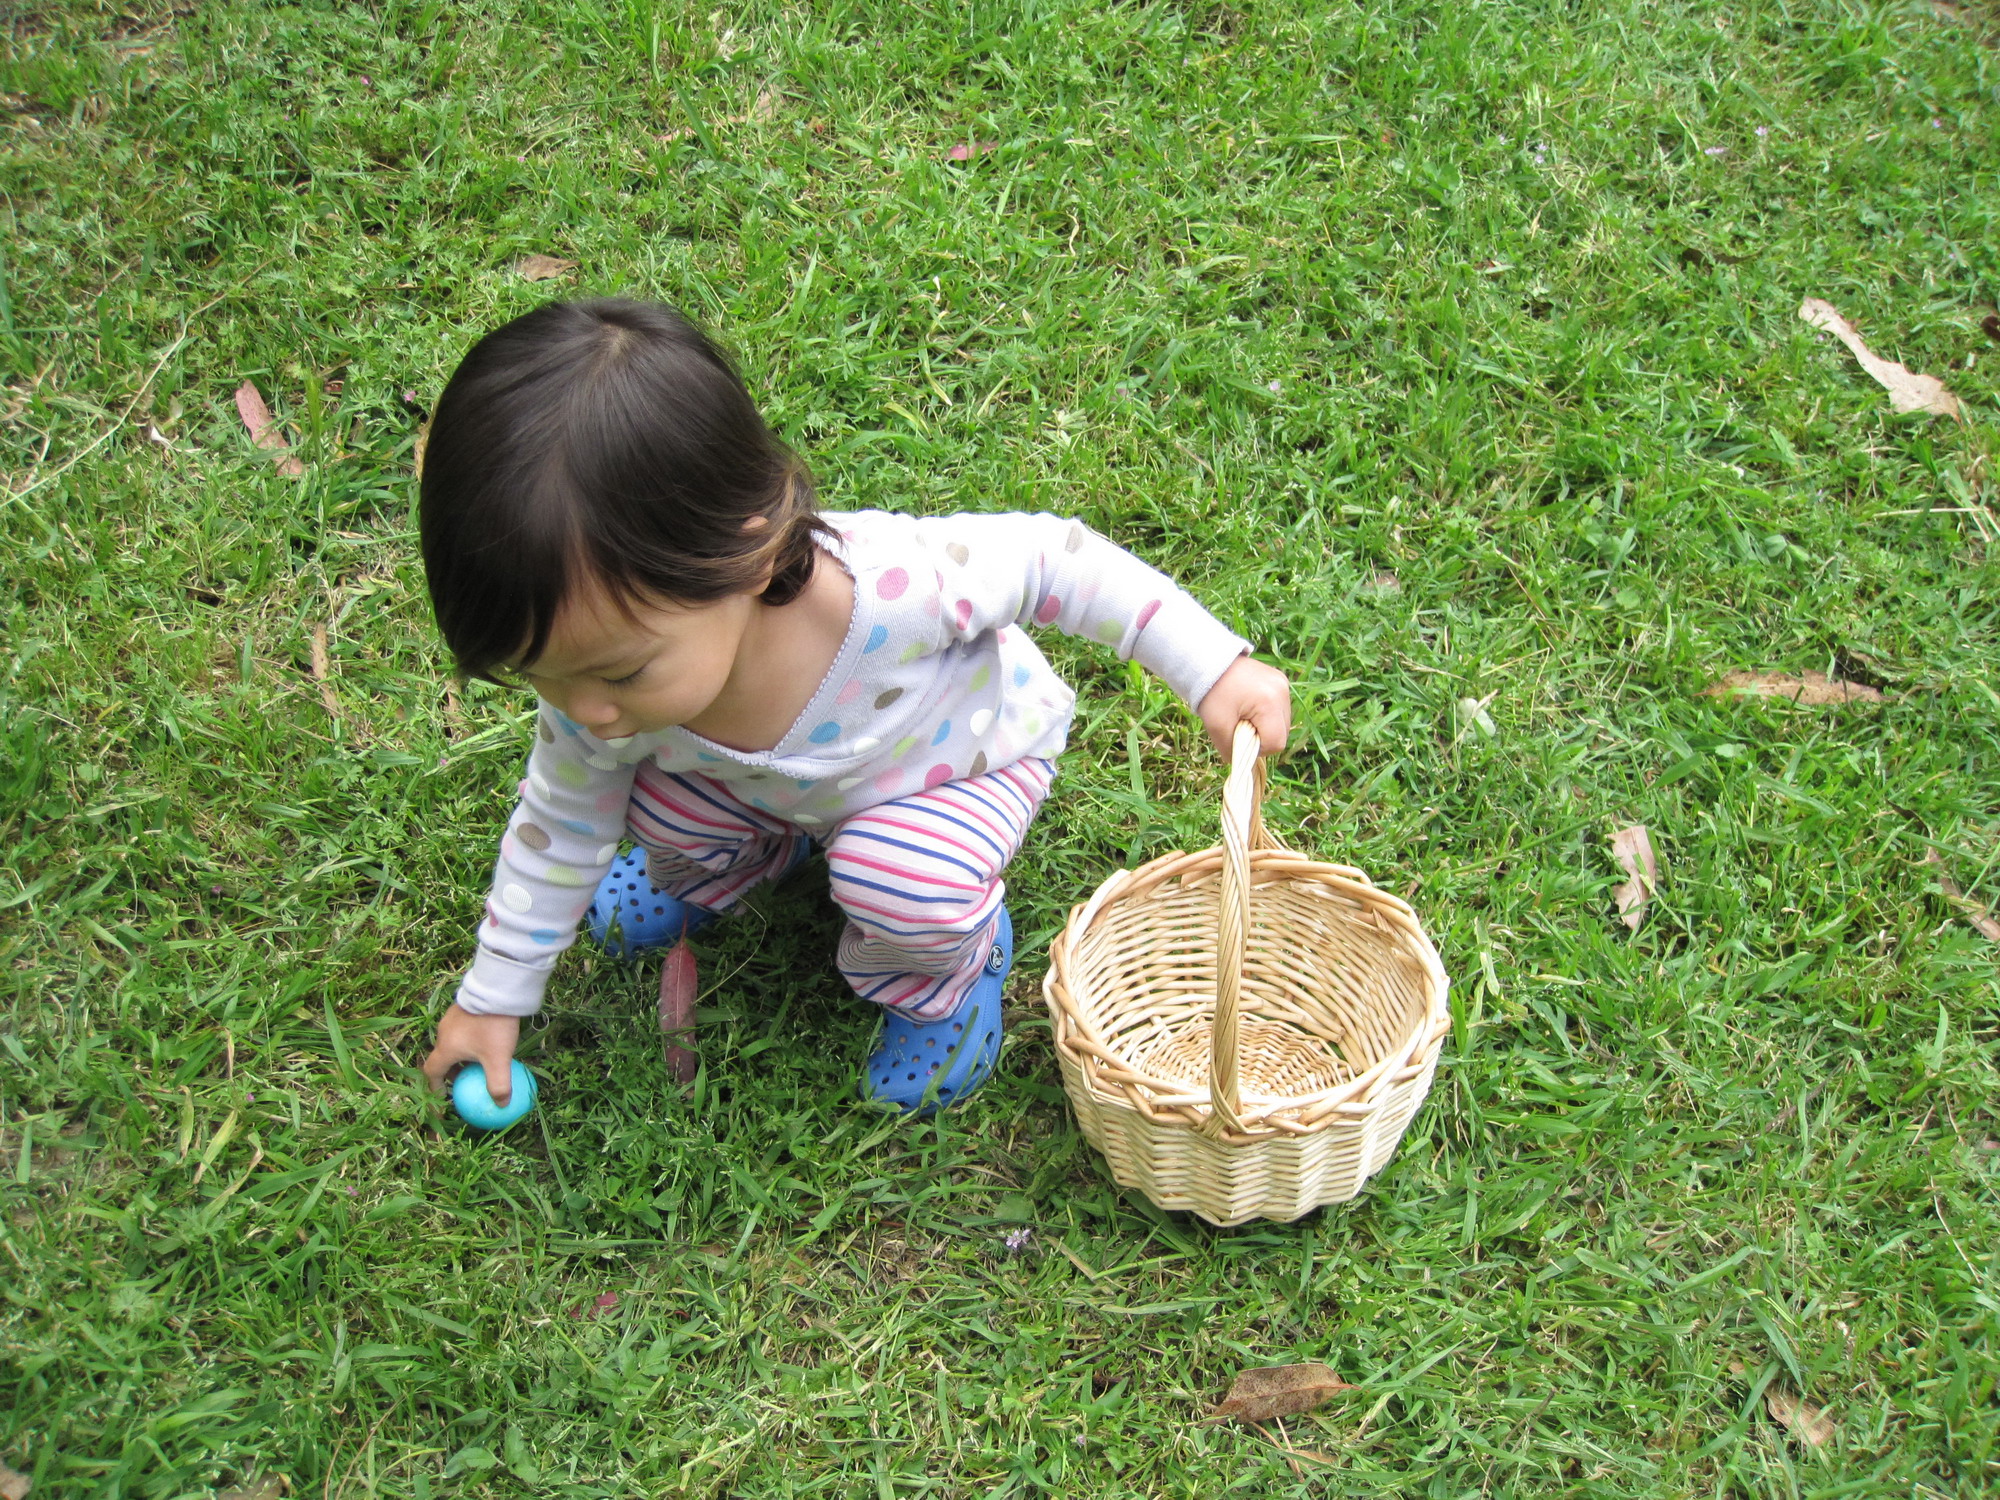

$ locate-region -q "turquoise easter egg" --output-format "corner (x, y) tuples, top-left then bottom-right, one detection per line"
(452, 1060), (537, 1132)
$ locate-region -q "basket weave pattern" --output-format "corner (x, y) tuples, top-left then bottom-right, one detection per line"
(1043, 725), (1450, 1226)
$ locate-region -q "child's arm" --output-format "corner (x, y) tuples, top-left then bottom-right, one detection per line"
(918, 511), (1289, 755)
(421, 702), (638, 1102)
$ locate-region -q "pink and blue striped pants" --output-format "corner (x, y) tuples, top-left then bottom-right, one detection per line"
(624, 757), (1056, 1019)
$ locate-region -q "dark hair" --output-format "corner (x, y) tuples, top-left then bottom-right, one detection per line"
(419, 298), (830, 680)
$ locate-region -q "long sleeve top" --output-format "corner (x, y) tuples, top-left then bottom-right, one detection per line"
(455, 509), (1251, 1016)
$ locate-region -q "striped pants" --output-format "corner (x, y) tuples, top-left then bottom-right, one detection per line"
(624, 757), (1056, 1020)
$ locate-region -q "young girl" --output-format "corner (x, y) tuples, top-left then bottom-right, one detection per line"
(417, 299), (1290, 1114)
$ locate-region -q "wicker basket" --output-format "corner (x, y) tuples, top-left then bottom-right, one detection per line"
(1043, 723), (1451, 1226)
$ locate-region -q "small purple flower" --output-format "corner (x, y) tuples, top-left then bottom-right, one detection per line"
(1704, 145), (1728, 157)
(1931, 117), (1944, 130)
(210, 884), (224, 895)
(245, 1093), (256, 1104)
(1267, 379), (1282, 393)
(1003, 1227), (1032, 1252)
(1755, 126), (1770, 138)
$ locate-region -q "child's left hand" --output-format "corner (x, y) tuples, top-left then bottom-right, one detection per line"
(1196, 655), (1291, 759)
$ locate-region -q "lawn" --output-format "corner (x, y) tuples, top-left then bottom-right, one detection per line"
(3, 0), (1998, 1494)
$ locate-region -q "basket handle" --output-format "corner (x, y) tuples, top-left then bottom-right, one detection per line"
(1207, 720), (1271, 1136)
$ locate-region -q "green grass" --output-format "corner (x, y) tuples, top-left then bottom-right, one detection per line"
(3, 0), (1999, 1494)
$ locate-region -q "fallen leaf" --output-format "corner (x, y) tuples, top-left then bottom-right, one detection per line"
(233, 380), (306, 476)
(309, 624), (340, 721)
(217, 1478), (283, 1500)
(514, 254), (577, 282)
(1703, 670), (1888, 706)
(1799, 298), (1962, 418)
(1923, 850), (2000, 943)
(1369, 570), (1401, 592)
(1610, 825), (1657, 931)
(1982, 312), (2000, 345)
(1765, 1385), (1835, 1448)
(1208, 1363), (1356, 1423)
(0, 1461), (29, 1500)
(594, 1291), (619, 1311)
(748, 87), (778, 124)
(658, 939), (699, 1084)
(947, 139), (998, 161)
(1456, 694), (1497, 738)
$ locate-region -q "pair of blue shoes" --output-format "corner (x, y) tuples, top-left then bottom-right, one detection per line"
(584, 848), (1007, 1114)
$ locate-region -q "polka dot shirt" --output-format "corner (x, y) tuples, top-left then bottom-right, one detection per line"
(456, 509), (1251, 1016)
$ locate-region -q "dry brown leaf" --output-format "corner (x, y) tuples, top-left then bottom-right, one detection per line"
(309, 624), (340, 721)
(1208, 1363), (1356, 1423)
(748, 87), (778, 123)
(1611, 825), (1657, 931)
(515, 254), (577, 282)
(1799, 299), (1962, 418)
(217, 1477), (284, 1500)
(233, 380), (306, 477)
(1765, 1386), (1835, 1448)
(658, 938), (700, 1085)
(1703, 670), (1888, 706)
(0, 1460), (30, 1500)
(1924, 850), (2000, 943)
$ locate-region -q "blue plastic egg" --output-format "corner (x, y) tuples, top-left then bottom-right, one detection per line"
(452, 1060), (538, 1132)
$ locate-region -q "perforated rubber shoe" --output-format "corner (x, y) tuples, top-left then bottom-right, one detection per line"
(862, 907), (1010, 1115)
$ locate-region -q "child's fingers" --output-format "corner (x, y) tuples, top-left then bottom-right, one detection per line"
(480, 1045), (515, 1106)
(420, 1044), (461, 1093)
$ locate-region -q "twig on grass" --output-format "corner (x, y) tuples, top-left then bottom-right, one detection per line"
(1242, 1419), (1339, 1472)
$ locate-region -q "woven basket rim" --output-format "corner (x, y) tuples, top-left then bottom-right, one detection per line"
(1044, 842), (1451, 1133)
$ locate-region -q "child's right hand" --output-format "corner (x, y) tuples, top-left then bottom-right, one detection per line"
(422, 1005), (523, 1105)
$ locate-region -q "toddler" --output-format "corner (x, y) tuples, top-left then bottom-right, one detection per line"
(417, 300), (1290, 1114)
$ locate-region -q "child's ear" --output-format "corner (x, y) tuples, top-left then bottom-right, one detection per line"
(740, 512), (776, 594)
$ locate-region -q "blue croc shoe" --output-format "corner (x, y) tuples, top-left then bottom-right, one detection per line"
(586, 843), (811, 957)
(863, 906), (1011, 1115)
(587, 848), (716, 957)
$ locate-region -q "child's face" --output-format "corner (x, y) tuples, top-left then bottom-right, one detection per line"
(516, 579), (759, 739)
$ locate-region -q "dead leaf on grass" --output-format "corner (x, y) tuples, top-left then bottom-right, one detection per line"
(1765, 1385), (1836, 1448)
(514, 254), (577, 282)
(1702, 671), (1889, 706)
(217, 1477), (285, 1500)
(309, 624), (341, 722)
(1610, 825), (1657, 931)
(947, 139), (999, 161)
(1798, 298), (1962, 418)
(658, 938), (700, 1084)
(1923, 849), (2000, 943)
(233, 381), (306, 476)
(747, 87), (778, 124)
(0, 1461), (29, 1500)
(1208, 1363), (1356, 1423)
(1982, 312), (2000, 345)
